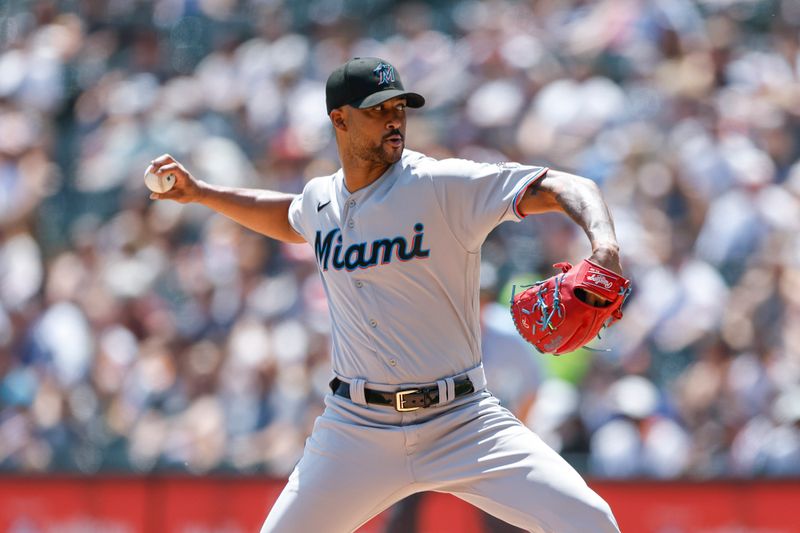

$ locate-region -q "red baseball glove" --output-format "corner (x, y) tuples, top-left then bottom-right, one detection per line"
(510, 260), (631, 355)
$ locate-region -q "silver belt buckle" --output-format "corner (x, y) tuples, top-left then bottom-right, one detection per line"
(395, 389), (420, 412)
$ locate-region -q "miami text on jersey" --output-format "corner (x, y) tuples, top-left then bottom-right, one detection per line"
(315, 223), (430, 271)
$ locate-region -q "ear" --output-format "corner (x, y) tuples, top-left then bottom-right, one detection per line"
(330, 109), (347, 131)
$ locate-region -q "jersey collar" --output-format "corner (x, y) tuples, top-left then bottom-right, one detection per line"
(335, 153), (403, 206)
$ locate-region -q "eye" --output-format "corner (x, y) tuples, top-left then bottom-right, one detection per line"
(396, 103), (406, 111)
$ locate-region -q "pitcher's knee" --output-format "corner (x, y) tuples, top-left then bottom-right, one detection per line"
(518, 494), (619, 533)
(547, 494), (619, 533)
(583, 498), (620, 533)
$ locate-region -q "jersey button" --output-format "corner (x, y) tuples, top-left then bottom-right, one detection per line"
(348, 199), (356, 208)
(369, 319), (378, 328)
(347, 220), (355, 228)
(389, 359), (397, 366)
(355, 281), (364, 288)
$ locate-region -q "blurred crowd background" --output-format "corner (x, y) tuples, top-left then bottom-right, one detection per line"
(1, 0), (800, 483)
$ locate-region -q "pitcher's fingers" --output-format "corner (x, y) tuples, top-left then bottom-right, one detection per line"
(149, 187), (181, 201)
(154, 162), (180, 174)
(150, 154), (176, 170)
(585, 292), (611, 307)
(154, 163), (185, 182)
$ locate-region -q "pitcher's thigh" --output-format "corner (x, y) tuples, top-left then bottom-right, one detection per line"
(423, 399), (619, 533)
(260, 417), (412, 533)
(451, 424), (619, 533)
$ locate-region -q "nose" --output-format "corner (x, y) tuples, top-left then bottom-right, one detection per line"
(386, 108), (403, 130)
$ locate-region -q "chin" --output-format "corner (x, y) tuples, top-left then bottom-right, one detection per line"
(384, 144), (404, 163)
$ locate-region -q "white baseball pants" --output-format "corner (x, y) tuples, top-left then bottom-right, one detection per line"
(261, 390), (619, 533)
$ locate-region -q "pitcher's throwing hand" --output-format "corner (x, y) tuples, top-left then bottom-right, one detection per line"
(145, 154), (205, 204)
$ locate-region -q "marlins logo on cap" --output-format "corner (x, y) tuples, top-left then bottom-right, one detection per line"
(373, 62), (396, 86)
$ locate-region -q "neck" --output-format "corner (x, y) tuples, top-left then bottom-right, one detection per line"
(338, 145), (396, 193)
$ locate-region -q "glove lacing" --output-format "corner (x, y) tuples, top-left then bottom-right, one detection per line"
(514, 272), (567, 332)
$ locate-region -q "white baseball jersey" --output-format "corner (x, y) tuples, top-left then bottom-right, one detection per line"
(288, 149), (548, 385)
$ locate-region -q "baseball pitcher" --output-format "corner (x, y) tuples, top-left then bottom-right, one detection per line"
(149, 57), (623, 533)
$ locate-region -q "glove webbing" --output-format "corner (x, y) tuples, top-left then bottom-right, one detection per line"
(516, 273), (567, 332)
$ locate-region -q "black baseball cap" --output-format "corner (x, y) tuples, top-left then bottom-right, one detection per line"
(325, 57), (425, 114)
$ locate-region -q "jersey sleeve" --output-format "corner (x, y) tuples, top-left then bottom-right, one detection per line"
(427, 158), (549, 252)
(287, 192), (308, 240)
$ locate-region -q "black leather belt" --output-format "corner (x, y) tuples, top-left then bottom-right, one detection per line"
(330, 377), (475, 412)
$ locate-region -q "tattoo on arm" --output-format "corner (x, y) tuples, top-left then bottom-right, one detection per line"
(534, 173), (619, 252)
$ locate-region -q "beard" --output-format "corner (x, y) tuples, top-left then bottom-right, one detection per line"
(350, 131), (403, 165)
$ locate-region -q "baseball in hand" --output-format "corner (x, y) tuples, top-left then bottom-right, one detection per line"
(144, 168), (176, 193)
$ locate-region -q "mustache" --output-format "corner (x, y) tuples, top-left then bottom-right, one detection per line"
(383, 129), (404, 141)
